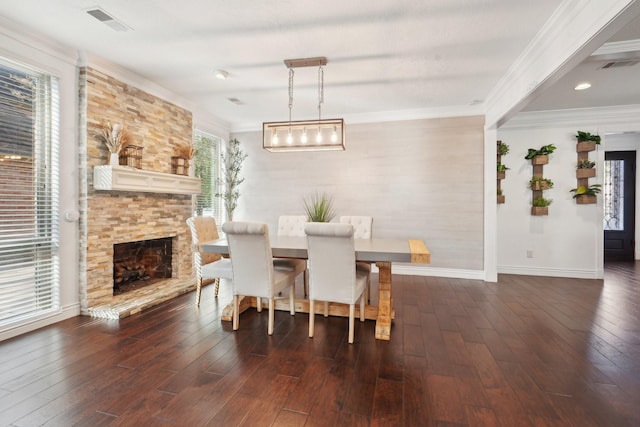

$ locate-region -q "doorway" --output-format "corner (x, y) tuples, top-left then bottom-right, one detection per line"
(604, 151), (636, 261)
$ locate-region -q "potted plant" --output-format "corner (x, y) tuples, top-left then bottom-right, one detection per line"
(216, 138), (247, 221)
(577, 159), (596, 178)
(570, 184), (601, 205)
(497, 163), (509, 179)
(497, 188), (505, 204)
(303, 192), (335, 222)
(172, 140), (195, 176)
(525, 144), (556, 165)
(575, 131), (601, 153)
(497, 141), (510, 156)
(529, 176), (554, 191)
(531, 196), (552, 216)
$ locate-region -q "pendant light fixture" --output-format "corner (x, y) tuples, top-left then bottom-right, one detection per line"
(263, 57), (345, 152)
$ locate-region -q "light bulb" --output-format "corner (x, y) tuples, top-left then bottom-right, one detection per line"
(331, 126), (338, 142)
(286, 131), (293, 144)
(316, 129), (322, 143)
(301, 128), (308, 143)
(272, 132), (279, 145)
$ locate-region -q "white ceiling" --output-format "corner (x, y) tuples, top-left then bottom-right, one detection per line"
(0, 1), (638, 130)
(524, 14), (640, 112)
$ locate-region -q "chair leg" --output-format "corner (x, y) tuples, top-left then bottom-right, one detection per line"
(214, 278), (220, 297)
(233, 295), (239, 331)
(348, 304), (355, 344)
(360, 293), (365, 322)
(195, 277), (202, 306)
(268, 298), (275, 335)
(309, 299), (315, 338)
(324, 301), (329, 317)
(289, 283), (295, 315)
(303, 269), (308, 298)
(256, 297), (262, 312)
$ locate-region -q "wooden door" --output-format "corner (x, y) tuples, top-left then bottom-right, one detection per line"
(604, 151), (636, 260)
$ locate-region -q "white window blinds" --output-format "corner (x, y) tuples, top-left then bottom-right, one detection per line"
(0, 59), (60, 328)
(193, 130), (223, 224)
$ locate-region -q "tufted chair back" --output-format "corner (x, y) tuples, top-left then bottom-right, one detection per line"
(278, 215), (308, 237)
(339, 216), (373, 239)
(222, 221), (277, 298)
(305, 222), (361, 304)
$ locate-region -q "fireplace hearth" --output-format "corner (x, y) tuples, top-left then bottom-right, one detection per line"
(113, 237), (173, 295)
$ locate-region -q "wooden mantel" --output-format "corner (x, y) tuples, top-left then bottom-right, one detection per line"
(93, 165), (201, 195)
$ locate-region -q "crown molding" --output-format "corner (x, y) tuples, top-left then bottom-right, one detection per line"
(230, 103), (486, 133)
(84, 53), (231, 134)
(0, 15), (77, 72)
(591, 38), (640, 56)
(484, 0), (640, 128)
(500, 104), (640, 130)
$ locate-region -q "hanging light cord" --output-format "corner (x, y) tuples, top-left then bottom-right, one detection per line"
(317, 66), (324, 121)
(288, 68), (294, 125)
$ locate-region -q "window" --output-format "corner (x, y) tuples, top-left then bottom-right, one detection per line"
(604, 159), (624, 231)
(193, 130), (223, 225)
(0, 59), (60, 328)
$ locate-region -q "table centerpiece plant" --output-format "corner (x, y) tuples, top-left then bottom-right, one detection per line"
(303, 192), (335, 222)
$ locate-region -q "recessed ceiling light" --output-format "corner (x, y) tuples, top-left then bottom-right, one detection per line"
(574, 82), (592, 91)
(214, 70), (229, 80)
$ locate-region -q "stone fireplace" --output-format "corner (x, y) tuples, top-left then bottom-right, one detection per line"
(79, 66), (198, 319)
(113, 237), (174, 295)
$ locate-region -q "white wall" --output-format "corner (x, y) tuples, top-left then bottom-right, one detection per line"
(232, 116), (486, 278)
(497, 105), (640, 279)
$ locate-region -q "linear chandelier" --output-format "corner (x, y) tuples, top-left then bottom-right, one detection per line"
(263, 57), (345, 152)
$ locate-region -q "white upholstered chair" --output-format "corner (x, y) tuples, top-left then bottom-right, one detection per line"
(276, 215), (309, 297)
(186, 216), (233, 306)
(222, 221), (296, 335)
(340, 216), (373, 301)
(305, 222), (368, 344)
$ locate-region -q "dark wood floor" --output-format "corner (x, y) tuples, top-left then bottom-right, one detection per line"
(1, 264), (639, 426)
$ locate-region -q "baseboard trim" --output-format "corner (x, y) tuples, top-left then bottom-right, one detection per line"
(0, 303), (81, 342)
(498, 265), (603, 279)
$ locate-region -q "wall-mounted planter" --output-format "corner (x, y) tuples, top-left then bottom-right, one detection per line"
(497, 195), (505, 204)
(576, 195), (597, 205)
(531, 155), (548, 165)
(531, 206), (548, 216)
(531, 181), (551, 191)
(574, 131), (600, 205)
(497, 171), (506, 180)
(577, 168), (596, 179)
(577, 141), (597, 152)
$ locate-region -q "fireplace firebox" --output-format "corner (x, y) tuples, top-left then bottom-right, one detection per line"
(113, 237), (173, 294)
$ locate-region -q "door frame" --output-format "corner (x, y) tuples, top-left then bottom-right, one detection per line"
(604, 150), (636, 261)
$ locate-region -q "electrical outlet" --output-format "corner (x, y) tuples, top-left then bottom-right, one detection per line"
(526, 250), (533, 258)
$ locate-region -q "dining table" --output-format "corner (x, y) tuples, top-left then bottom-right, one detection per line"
(200, 235), (430, 340)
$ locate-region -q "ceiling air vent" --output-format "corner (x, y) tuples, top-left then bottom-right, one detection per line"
(601, 59), (640, 69)
(86, 7), (131, 32)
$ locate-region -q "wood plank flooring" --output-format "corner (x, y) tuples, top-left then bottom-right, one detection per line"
(1, 263), (639, 426)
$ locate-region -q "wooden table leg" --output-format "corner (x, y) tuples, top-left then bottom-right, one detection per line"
(375, 261), (392, 340)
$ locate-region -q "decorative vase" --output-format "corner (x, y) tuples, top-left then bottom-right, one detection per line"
(109, 152), (119, 166)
